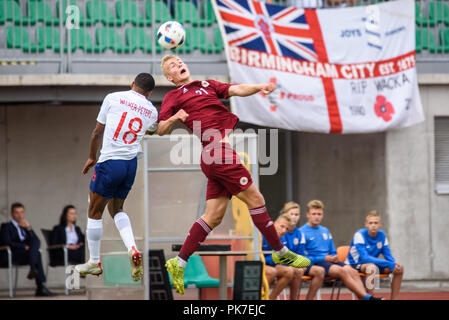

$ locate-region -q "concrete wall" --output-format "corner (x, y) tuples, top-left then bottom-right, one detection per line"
(0, 104), (147, 290)
(1, 82), (449, 293)
(293, 131), (387, 248)
(386, 85), (449, 281)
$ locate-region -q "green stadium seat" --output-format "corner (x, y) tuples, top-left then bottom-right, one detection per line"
(0, 0), (30, 25)
(65, 27), (94, 52)
(56, 0), (92, 26)
(213, 27), (224, 53)
(96, 27), (125, 53)
(28, 0), (59, 26)
(416, 28), (438, 53)
(145, 1), (172, 25)
(428, 1), (449, 26)
(175, 1), (208, 26)
(415, 2), (429, 26)
(36, 26), (61, 52)
(415, 28), (422, 53)
(124, 27), (152, 53)
(437, 28), (449, 53)
(190, 27), (217, 54)
(202, 1), (217, 26)
(86, 0), (119, 26)
(168, 255), (219, 289)
(116, 1), (144, 26)
(102, 255), (141, 287)
(6, 26), (39, 52)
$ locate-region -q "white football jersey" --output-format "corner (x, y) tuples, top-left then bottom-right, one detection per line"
(96, 90), (158, 163)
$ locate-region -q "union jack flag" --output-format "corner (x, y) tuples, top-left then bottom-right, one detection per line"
(216, 0), (317, 61)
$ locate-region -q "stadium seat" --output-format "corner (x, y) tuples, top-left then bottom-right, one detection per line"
(96, 27), (125, 53)
(213, 27), (224, 53)
(416, 28), (438, 53)
(175, 1), (208, 26)
(168, 255), (219, 289)
(124, 27), (152, 53)
(202, 1), (217, 26)
(28, 0), (59, 26)
(116, 1), (145, 26)
(56, 0), (92, 26)
(415, 2), (429, 26)
(437, 28), (449, 53)
(145, 1), (172, 25)
(64, 27), (94, 52)
(428, 1), (449, 26)
(102, 255), (141, 287)
(0, 0), (29, 25)
(86, 0), (119, 26)
(36, 26), (61, 52)
(6, 26), (39, 52)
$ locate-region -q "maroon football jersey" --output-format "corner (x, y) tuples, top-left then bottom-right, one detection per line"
(158, 80), (239, 146)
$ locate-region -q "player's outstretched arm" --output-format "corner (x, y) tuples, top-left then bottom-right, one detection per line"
(228, 82), (275, 97)
(156, 109), (189, 136)
(82, 122), (105, 174)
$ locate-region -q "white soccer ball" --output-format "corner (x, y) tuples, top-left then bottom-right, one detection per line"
(157, 21), (186, 50)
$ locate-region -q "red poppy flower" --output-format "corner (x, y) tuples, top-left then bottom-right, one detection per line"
(374, 95), (395, 122)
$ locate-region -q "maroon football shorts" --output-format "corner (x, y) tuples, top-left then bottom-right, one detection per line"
(200, 142), (253, 200)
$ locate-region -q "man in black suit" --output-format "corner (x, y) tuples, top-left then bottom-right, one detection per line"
(0, 202), (55, 297)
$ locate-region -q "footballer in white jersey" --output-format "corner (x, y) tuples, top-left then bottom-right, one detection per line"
(75, 73), (157, 281)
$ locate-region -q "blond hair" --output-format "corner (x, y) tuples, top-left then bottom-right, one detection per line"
(307, 200), (324, 212)
(283, 201), (300, 214)
(366, 210), (380, 220)
(160, 54), (179, 76)
(276, 213), (292, 223)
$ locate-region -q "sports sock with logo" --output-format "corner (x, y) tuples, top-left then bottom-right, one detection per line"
(178, 218), (212, 266)
(249, 205), (284, 251)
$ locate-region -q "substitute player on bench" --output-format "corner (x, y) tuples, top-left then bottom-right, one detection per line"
(158, 55), (310, 295)
(75, 73), (158, 281)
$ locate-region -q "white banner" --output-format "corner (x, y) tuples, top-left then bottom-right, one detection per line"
(214, 0), (424, 133)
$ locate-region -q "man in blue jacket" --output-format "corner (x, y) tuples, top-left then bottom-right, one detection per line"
(300, 200), (382, 300)
(347, 210), (403, 300)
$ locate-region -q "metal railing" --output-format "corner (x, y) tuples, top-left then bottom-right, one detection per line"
(0, 0), (447, 75)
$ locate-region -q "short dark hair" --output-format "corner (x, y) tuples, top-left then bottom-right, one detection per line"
(134, 73), (155, 93)
(60, 205), (76, 226)
(11, 202), (25, 213)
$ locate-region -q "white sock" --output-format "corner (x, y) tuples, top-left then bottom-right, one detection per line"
(177, 256), (187, 268)
(114, 212), (137, 252)
(86, 218), (103, 264)
(275, 246), (289, 257)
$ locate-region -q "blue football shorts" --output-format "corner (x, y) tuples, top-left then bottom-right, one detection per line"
(90, 157), (137, 199)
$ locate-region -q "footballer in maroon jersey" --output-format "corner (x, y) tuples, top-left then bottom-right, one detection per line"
(158, 55), (310, 294)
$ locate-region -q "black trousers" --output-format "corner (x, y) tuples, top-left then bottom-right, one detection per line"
(12, 236), (46, 288)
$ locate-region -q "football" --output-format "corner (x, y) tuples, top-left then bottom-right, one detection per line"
(157, 21), (186, 50)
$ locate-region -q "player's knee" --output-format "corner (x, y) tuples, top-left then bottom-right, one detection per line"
(314, 267), (325, 280)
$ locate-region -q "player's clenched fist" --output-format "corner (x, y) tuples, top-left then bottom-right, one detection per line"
(259, 82), (276, 95)
(175, 109), (189, 122)
(82, 158), (96, 174)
